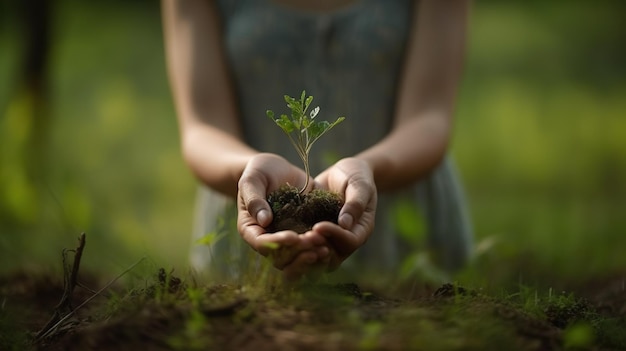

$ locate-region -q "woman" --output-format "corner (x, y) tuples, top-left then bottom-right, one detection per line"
(161, 0), (473, 281)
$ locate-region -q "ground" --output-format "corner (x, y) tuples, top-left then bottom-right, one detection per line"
(1, 265), (625, 351)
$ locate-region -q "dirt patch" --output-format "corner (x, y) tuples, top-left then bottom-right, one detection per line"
(572, 272), (626, 317)
(0, 250), (626, 351)
(2, 269), (626, 350)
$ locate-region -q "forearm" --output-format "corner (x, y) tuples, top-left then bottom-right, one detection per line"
(357, 0), (467, 192)
(162, 0), (256, 197)
(181, 123), (257, 198)
(356, 109), (451, 192)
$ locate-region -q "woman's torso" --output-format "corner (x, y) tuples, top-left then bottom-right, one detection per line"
(217, 0), (413, 174)
(194, 1), (473, 275)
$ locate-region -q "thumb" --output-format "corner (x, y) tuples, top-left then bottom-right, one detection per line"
(238, 173), (273, 227)
(248, 197), (272, 227)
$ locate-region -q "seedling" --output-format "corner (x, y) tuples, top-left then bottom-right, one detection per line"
(264, 91), (346, 233)
(266, 90), (344, 195)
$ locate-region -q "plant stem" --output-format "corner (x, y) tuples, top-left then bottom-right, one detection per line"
(291, 109), (311, 195)
(300, 153), (310, 195)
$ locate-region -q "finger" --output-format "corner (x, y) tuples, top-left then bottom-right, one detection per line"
(250, 198), (273, 228)
(312, 178), (325, 191)
(282, 251), (318, 281)
(313, 221), (354, 242)
(267, 232), (328, 269)
(238, 171), (273, 227)
(313, 221), (361, 256)
(307, 236), (340, 273)
(298, 230), (329, 247)
(247, 231), (300, 256)
(339, 178), (375, 230)
(315, 245), (330, 260)
(268, 247), (295, 270)
(237, 212), (266, 246)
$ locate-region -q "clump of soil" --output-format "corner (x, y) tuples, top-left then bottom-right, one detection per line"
(267, 184), (343, 233)
(544, 296), (596, 329)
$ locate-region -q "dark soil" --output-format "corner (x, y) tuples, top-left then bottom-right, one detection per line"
(2, 269), (626, 351)
(267, 184), (343, 233)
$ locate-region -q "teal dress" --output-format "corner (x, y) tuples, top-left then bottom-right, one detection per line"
(191, 0), (473, 278)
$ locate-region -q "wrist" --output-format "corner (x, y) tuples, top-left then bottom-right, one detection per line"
(182, 127), (257, 197)
(352, 153), (390, 191)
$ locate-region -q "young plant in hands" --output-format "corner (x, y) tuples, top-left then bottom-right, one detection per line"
(266, 90), (344, 194)
(265, 91), (345, 233)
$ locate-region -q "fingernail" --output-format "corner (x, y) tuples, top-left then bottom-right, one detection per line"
(339, 213), (353, 229)
(257, 209), (271, 226)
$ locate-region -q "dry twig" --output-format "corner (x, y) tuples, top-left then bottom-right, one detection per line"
(35, 233), (86, 340)
(34, 233), (145, 342)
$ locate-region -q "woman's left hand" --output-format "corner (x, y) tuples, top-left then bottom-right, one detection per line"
(313, 157), (377, 271)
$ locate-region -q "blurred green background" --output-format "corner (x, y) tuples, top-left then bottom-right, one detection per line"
(1, 1), (625, 287)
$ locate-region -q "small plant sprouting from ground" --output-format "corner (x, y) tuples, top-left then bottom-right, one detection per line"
(266, 90), (344, 195)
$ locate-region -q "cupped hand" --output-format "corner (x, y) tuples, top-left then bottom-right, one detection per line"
(236, 153), (328, 279)
(237, 153), (307, 229)
(314, 157), (377, 270)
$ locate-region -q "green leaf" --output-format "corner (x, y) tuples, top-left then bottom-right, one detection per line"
(263, 242), (280, 250)
(309, 116), (344, 139)
(277, 114), (295, 132)
(284, 95), (299, 114)
(306, 117), (345, 151)
(305, 95), (313, 111)
(309, 120), (330, 139)
(195, 232), (224, 246)
(284, 94), (297, 106)
(266, 109), (275, 120)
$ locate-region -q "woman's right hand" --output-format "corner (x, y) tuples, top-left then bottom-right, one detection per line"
(236, 153), (329, 279)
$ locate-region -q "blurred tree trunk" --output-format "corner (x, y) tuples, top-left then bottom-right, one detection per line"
(0, 0), (52, 225)
(21, 0), (52, 182)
